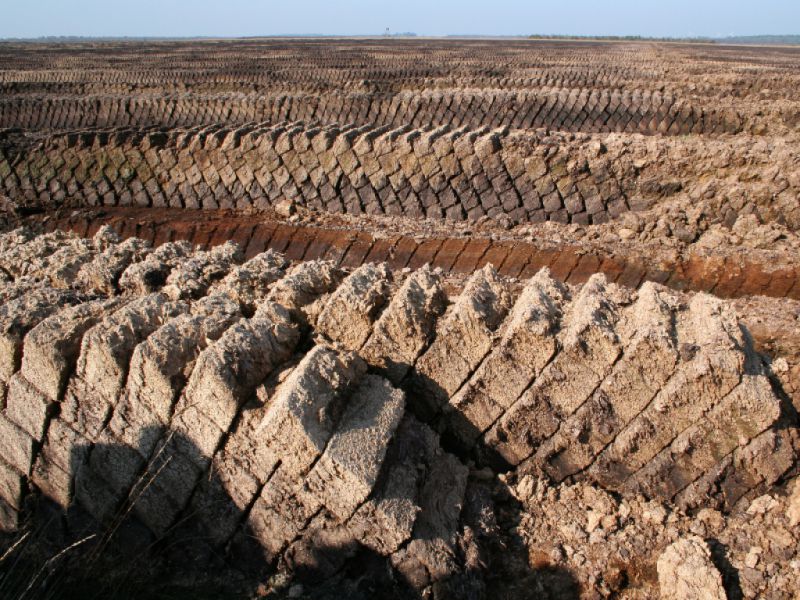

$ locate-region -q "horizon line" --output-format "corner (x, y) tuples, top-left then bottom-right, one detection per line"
(2, 33), (799, 42)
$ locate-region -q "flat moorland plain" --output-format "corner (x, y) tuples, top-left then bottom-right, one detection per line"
(0, 39), (798, 600)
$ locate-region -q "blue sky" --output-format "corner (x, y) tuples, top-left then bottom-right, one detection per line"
(2, 0), (798, 38)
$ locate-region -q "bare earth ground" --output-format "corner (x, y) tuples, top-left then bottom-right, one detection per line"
(0, 38), (798, 599)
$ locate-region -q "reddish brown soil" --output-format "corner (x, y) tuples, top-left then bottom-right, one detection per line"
(29, 206), (800, 301)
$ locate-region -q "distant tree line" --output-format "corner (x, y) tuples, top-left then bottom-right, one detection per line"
(528, 34), (715, 43)
(719, 35), (800, 45)
(527, 34), (800, 45)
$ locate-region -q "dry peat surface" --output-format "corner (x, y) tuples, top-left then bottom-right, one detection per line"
(0, 38), (799, 599)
